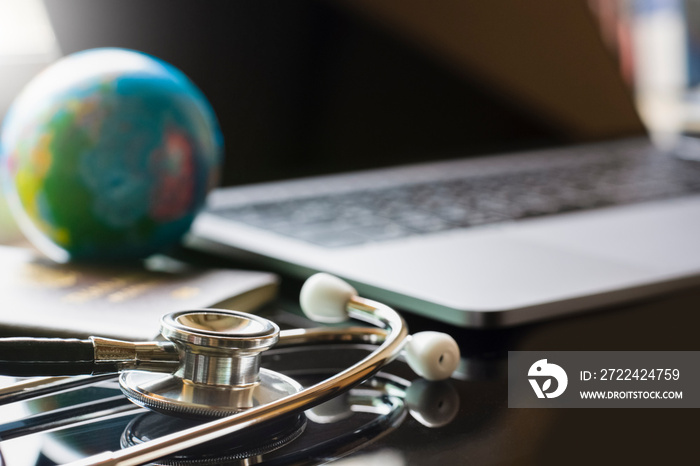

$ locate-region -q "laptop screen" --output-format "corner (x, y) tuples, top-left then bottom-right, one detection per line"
(43, 0), (645, 187)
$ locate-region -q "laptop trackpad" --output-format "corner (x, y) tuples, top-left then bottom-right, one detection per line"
(515, 197), (700, 272)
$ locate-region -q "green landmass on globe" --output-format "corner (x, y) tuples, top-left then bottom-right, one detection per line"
(0, 48), (222, 262)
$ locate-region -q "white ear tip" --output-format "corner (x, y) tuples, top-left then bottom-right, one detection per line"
(404, 331), (460, 381)
(300, 273), (356, 323)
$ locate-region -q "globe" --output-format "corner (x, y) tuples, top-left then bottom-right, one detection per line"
(0, 48), (223, 262)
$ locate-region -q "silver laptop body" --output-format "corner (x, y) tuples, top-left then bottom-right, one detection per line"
(187, 137), (700, 327)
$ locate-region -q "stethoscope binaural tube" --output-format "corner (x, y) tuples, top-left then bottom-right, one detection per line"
(0, 273), (460, 466)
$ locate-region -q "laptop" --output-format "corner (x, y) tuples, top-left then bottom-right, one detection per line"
(178, 1), (700, 327)
(182, 1), (700, 327)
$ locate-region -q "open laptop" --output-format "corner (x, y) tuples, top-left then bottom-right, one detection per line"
(184, 1), (700, 327)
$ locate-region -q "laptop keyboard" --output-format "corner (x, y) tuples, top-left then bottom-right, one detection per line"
(211, 147), (700, 248)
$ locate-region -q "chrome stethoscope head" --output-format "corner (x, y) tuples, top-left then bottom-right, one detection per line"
(120, 309), (303, 419)
(0, 273), (460, 466)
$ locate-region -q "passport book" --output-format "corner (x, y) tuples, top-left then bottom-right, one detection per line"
(0, 246), (278, 340)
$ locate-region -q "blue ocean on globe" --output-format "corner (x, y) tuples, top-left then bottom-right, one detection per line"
(0, 48), (223, 261)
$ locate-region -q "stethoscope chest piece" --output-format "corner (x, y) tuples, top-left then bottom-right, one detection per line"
(119, 309), (303, 419)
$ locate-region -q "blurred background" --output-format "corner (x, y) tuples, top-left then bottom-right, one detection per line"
(0, 0), (697, 246)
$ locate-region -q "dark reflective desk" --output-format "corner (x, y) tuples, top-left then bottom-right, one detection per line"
(325, 285), (700, 465)
(0, 282), (697, 465)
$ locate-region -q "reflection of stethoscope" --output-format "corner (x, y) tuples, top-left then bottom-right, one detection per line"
(0, 273), (460, 466)
(121, 378), (458, 465)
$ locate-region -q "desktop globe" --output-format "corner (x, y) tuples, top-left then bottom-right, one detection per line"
(0, 48), (222, 262)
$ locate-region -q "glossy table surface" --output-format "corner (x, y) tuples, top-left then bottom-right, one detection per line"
(0, 281), (698, 465)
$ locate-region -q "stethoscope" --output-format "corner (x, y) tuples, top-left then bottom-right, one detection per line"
(0, 273), (460, 466)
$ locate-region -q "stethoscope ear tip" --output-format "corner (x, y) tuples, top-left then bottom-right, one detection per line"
(300, 273), (461, 381)
(300, 273), (357, 323)
(404, 331), (461, 381)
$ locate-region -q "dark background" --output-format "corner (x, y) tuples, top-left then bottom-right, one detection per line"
(43, 0), (570, 187)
